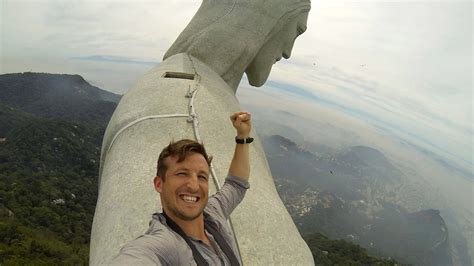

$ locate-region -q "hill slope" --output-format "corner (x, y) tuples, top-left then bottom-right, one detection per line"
(0, 72), (118, 264)
(0, 72), (120, 127)
(262, 134), (456, 265)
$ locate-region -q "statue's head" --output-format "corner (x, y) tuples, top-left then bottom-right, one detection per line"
(164, 0), (311, 91)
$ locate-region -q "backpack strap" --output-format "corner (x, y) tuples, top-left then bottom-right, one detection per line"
(162, 211), (208, 266)
(204, 213), (240, 266)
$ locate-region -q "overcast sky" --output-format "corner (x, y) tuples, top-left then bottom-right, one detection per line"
(1, 0), (472, 178)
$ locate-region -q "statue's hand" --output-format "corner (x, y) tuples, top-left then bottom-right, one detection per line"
(230, 112), (252, 138)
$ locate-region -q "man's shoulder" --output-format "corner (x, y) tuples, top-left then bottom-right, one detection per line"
(142, 215), (190, 249)
(116, 216), (193, 264)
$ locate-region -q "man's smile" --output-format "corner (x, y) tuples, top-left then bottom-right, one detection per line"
(179, 194), (200, 203)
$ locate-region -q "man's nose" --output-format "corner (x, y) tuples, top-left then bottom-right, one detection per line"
(186, 175), (199, 191)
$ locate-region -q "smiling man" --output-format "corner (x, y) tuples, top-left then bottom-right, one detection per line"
(112, 112), (252, 265)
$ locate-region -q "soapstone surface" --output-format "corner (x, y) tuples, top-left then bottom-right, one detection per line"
(91, 0), (313, 264)
(165, 0), (311, 90)
(91, 54), (313, 265)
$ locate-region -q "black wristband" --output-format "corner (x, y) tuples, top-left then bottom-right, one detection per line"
(235, 136), (254, 144)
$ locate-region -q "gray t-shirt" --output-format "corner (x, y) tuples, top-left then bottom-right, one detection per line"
(111, 175), (249, 265)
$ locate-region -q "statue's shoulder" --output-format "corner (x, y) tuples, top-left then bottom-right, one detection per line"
(159, 53), (196, 73)
(158, 53), (225, 86)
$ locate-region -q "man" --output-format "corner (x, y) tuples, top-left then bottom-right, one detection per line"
(112, 111), (252, 265)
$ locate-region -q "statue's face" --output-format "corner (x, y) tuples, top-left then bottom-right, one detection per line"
(245, 12), (309, 87)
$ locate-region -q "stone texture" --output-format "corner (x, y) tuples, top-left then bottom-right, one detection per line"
(91, 0), (313, 264)
(165, 0), (311, 90)
(91, 54), (313, 264)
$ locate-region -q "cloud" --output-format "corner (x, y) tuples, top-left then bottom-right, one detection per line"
(261, 60), (472, 173)
(72, 55), (159, 66)
(2, 0), (201, 59)
(295, 1), (472, 122)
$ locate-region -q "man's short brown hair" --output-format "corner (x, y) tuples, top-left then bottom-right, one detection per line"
(156, 139), (213, 180)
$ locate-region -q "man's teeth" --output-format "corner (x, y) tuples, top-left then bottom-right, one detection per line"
(182, 195), (198, 203)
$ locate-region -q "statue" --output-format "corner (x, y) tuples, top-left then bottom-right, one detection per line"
(165, 0), (310, 90)
(90, 0), (313, 264)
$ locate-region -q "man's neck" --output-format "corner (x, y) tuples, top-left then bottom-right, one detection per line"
(166, 211), (209, 244)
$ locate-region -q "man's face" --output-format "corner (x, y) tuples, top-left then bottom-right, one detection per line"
(245, 12), (309, 87)
(154, 152), (210, 221)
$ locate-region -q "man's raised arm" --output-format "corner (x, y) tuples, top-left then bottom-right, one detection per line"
(228, 112), (252, 182)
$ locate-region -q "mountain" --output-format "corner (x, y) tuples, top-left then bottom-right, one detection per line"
(262, 134), (461, 265)
(0, 72), (119, 264)
(0, 72), (120, 128)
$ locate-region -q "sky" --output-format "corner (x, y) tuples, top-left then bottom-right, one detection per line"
(1, 0), (472, 180)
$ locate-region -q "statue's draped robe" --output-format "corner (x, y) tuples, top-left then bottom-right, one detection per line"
(90, 53), (313, 265)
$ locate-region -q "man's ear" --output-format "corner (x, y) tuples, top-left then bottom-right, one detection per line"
(154, 176), (162, 193)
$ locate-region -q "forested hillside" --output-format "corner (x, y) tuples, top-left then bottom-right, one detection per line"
(0, 73), (119, 264)
(0, 117), (101, 264)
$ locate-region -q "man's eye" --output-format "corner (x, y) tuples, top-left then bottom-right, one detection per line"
(177, 172), (187, 176)
(199, 175), (208, 181)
